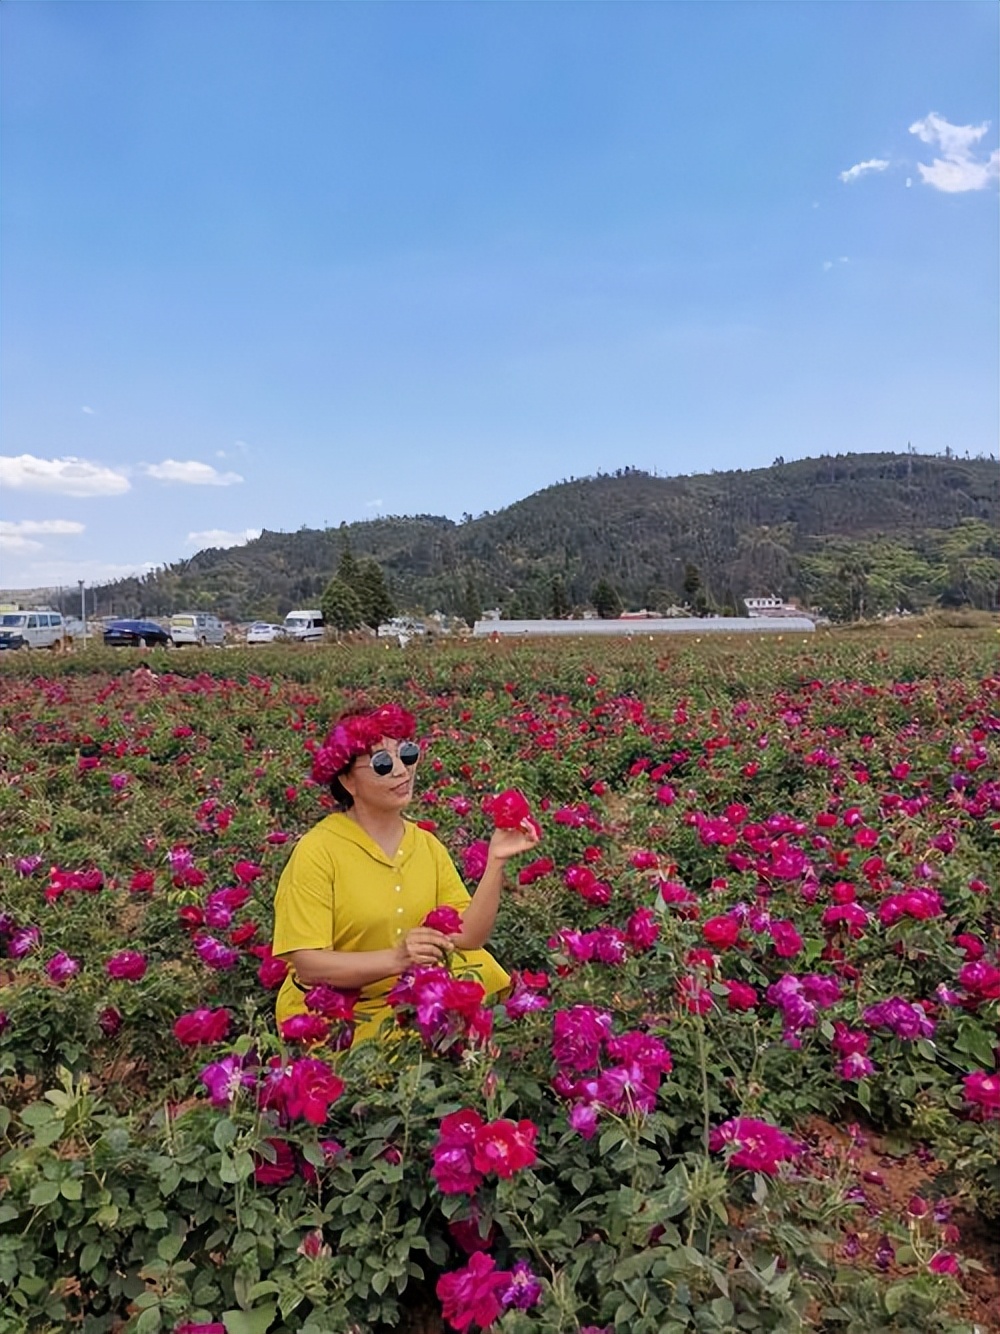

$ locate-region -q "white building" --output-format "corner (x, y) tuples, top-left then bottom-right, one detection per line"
(743, 597), (806, 618)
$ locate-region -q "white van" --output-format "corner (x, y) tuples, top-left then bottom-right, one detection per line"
(0, 609), (71, 651)
(282, 609), (325, 642)
(170, 613), (226, 647)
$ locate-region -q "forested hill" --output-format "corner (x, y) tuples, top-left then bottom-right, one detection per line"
(90, 452), (999, 621)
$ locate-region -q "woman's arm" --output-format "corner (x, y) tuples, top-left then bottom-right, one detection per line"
(288, 927), (453, 989)
(451, 824), (540, 952)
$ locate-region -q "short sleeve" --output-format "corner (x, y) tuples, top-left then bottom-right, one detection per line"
(431, 837), (472, 912)
(272, 831), (336, 957)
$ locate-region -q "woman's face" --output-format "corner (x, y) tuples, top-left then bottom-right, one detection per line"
(340, 735), (418, 813)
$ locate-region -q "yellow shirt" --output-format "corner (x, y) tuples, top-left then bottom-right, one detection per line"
(272, 813), (510, 1043)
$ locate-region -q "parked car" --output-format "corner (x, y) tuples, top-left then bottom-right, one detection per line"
(0, 609), (71, 651)
(282, 609), (325, 642)
(103, 619), (172, 648)
(246, 622), (285, 645)
(169, 612), (225, 647)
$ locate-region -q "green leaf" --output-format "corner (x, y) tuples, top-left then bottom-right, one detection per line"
(80, 1242), (102, 1272)
(246, 1282), (280, 1303)
(213, 1118), (237, 1150)
(711, 1296), (735, 1324)
(300, 1140), (326, 1168)
(157, 1233), (185, 1263)
(958, 1024), (996, 1067)
(223, 1304), (277, 1334)
(158, 1164), (182, 1196)
(884, 1282), (909, 1316)
(60, 1178), (83, 1201)
(29, 1180), (61, 1206)
(20, 1103), (57, 1128)
(135, 1306), (162, 1334)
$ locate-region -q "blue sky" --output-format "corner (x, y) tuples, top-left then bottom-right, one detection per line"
(2, 1), (997, 590)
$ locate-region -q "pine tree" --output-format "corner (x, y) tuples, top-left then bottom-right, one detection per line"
(460, 576), (482, 628)
(550, 574), (569, 618)
(592, 578), (619, 619)
(337, 537), (360, 588)
(356, 559), (395, 631)
(321, 577), (362, 633)
(682, 563), (701, 603)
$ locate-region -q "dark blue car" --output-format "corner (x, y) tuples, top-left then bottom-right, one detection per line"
(103, 619), (172, 648)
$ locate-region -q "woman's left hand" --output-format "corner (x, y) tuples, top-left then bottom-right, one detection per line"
(488, 820), (541, 864)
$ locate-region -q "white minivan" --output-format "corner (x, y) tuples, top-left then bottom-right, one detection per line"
(282, 609), (325, 642)
(0, 609), (71, 651)
(170, 613), (226, 647)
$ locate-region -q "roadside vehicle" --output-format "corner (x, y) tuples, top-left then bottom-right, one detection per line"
(282, 609), (325, 643)
(169, 612), (225, 647)
(0, 609), (71, 651)
(246, 622), (285, 645)
(103, 619), (172, 649)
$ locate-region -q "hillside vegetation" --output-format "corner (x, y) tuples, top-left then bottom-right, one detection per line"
(81, 451), (998, 622)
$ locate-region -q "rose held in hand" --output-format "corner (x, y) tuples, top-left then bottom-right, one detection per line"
(490, 788), (533, 829)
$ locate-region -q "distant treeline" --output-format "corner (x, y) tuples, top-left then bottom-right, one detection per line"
(73, 451), (998, 623)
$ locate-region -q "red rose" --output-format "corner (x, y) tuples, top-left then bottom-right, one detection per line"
(489, 788), (532, 829)
(253, 1138), (297, 1184)
(437, 1253), (510, 1333)
(702, 916), (740, 950)
(423, 906), (464, 936)
(172, 1007), (231, 1045)
(471, 1118), (538, 1178)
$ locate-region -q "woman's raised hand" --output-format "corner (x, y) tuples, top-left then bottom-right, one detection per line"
(395, 926), (452, 970)
(488, 819), (541, 864)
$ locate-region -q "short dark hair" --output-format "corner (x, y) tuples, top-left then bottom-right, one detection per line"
(330, 768), (355, 810)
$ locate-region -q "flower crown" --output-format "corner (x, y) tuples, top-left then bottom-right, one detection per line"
(310, 704), (417, 785)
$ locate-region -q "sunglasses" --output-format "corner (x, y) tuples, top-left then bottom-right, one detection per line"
(361, 741), (421, 777)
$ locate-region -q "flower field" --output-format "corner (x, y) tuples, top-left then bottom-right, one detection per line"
(1, 629), (997, 1334)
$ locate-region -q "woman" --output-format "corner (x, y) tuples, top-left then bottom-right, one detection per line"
(272, 702), (538, 1046)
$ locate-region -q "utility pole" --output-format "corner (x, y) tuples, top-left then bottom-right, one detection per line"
(78, 580), (87, 649)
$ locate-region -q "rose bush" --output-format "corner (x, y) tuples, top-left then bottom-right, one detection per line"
(0, 630), (997, 1334)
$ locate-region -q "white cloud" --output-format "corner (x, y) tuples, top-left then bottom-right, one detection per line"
(81, 406), (95, 415)
(0, 533), (43, 554)
(822, 257), (849, 272)
(0, 519), (86, 537)
(365, 498), (384, 509)
(0, 454), (130, 497)
(839, 158), (889, 183)
(145, 459), (244, 486)
(910, 112), (1000, 192)
(185, 527), (262, 550)
(0, 520), (86, 554)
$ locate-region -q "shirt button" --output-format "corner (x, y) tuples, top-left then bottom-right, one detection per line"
(395, 885), (401, 892)
(396, 906), (404, 913)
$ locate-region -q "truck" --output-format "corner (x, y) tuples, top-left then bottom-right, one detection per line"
(169, 612), (226, 647)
